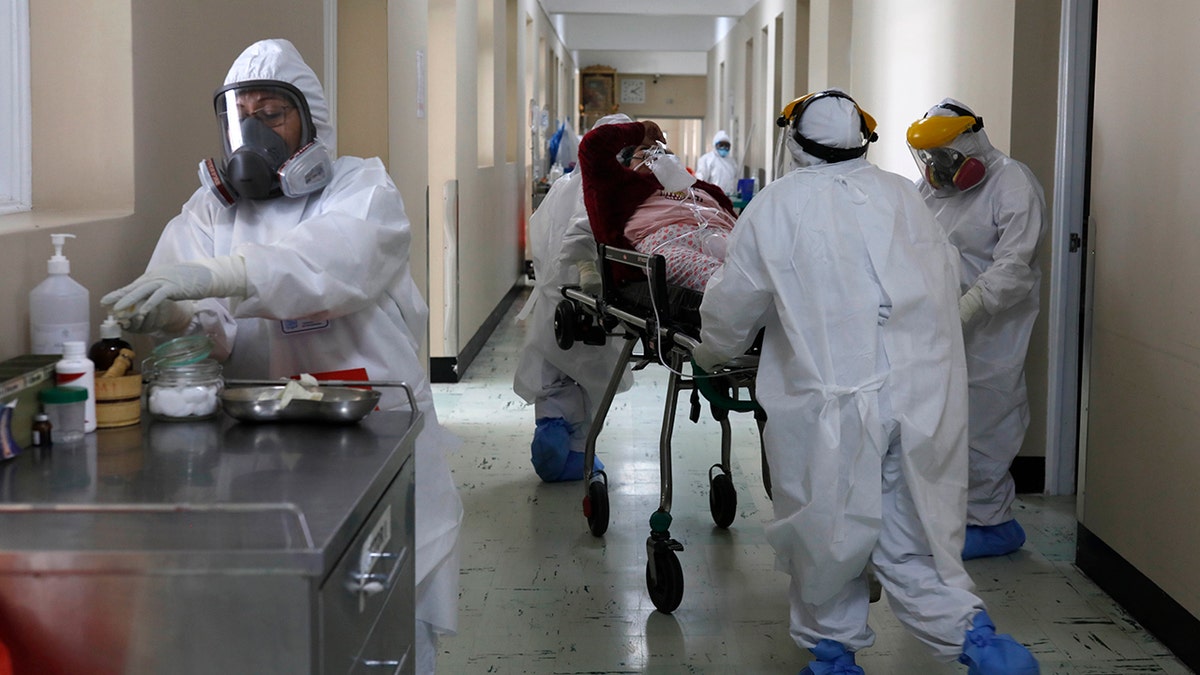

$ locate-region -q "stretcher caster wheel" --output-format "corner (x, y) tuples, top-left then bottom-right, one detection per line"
(646, 543), (684, 613)
(554, 300), (577, 350)
(583, 478), (609, 537)
(708, 467), (737, 529)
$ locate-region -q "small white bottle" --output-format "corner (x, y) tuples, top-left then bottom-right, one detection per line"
(56, 340), (97, 433)
(30, 233), (90, 355)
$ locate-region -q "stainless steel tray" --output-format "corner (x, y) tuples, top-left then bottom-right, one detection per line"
(221, 385), (382, 424)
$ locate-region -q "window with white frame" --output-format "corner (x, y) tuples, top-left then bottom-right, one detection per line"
(1, 0), (31, 215)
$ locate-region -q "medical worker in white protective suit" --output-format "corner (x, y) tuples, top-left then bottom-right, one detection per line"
(514, 114), (635, 481)
(907, 99), (1045, 560)
(102, 39), (463, 672)
(693, 90), (1038, 675)
(695, 129), (738, 195)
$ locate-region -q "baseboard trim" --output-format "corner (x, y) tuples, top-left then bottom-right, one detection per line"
(1075, 523), (1199, 670)
(430, 283), (524, 383)
(1011, 456), (1045, 494)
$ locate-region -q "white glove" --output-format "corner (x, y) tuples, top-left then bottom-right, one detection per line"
(959, 285), (986, 326)
(577, 260), (602, 296)
(118, 299), (197, 334)
(103, 256), (247, 321)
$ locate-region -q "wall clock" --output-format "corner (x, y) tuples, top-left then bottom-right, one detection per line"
(620, 78), (646, 104)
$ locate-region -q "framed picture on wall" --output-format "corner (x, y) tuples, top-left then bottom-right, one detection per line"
(580, 66), (617, 130)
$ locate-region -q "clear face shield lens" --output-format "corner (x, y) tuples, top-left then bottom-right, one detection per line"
(911, 145), (985, 195)
(215, 86), (307, 156)
(205, 84), (321, 203)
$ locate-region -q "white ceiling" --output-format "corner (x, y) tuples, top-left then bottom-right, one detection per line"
(537, 0), (757, 76)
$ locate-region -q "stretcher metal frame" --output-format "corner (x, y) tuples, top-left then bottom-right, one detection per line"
(553, 243), (768, 614)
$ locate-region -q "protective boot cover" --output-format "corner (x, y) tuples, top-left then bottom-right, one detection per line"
(958, 610), (1040, 675)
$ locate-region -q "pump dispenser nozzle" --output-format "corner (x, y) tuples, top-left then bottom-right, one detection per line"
(99, 314), (122, 339)
(48, 233), (77, 275)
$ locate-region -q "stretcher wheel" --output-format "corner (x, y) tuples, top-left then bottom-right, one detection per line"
(554, 300), (576, 350)
(708, 470), (737, 529)
(646, 549), (684, 613)
(583, 480), (609, 537)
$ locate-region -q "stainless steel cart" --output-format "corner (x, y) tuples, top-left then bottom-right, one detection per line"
(0, 409), (418, 675)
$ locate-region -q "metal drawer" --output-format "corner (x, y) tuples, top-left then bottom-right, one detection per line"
(320, 453), (414, 674)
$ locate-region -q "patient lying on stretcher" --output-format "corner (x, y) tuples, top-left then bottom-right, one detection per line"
(579, 120), (739, 293)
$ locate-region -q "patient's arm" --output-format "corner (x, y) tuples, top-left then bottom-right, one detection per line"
(578, 121), (657, 248)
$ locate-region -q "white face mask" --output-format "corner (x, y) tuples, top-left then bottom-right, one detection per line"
(644, 144), (696, 192)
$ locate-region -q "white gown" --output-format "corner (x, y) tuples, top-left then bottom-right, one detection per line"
(695, 157), (981, 659)
(917, 127), (1045, 526)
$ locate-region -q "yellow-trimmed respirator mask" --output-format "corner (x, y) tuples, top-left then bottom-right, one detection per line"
(907, 103), (986, 197)
(199, 80), (332, 206)
(776, 90), (879, 164)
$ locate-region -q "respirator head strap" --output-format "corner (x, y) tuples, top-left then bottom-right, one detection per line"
(777, 90), (878, 164)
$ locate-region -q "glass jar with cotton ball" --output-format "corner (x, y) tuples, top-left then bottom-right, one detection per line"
(143, 336), (224, 422)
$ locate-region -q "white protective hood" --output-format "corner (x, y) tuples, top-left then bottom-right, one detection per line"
(224, 38), (336, 158)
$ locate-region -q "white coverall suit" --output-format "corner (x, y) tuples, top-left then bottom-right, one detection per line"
(694, 108), (985, 660)
(514, 114), (634, 481)
(695, 129), (738, 195)
(111, 40), (462, 672)
(915, 103), (1046, 530)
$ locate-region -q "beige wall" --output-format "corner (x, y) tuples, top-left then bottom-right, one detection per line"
(708, 0), (797, 184)
(1010, 0), (1061, 461)
(614, 74), (706, 120)
(335, 0), (433, 356)
(849, 0), (1016, 178)
(0, 0), (323, 363)
(425, 0), (570, 359)
(1085, 0), (1200, 618)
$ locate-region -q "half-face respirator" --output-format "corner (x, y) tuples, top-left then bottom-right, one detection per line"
(906, 104), (987, 196)
(914, 146), (986, 193)
(199, 80), (332, 206)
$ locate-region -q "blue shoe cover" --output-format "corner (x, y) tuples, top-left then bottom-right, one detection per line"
(958, 610), (1039, 675)
(558, 449), (603, 482)
(798, 639), (864, 675)
(531, 418), (603, 482)
(531, 417), (571, 482)
(963, 519), (1027, 560)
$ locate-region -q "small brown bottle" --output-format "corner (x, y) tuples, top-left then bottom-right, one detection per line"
(31, 413), (52, 447)
(89, 314), (133, 373)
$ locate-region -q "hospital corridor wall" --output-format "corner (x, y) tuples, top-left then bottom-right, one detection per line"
(1073, 0), (1200, 667)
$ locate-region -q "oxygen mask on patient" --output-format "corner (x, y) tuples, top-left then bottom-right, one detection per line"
(643, 142), (697, 193)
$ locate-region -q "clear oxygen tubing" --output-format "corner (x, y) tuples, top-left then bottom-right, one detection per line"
(632, 143), (754, 380)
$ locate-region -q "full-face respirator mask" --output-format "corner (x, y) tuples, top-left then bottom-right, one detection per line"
(906, 103), (987, 197)
(199, 80), (332, 206)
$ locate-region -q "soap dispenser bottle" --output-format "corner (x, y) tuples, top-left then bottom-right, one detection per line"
(29, 233), (90, 355)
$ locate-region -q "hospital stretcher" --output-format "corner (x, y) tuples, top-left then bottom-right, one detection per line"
(552, 243), (767, 614)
